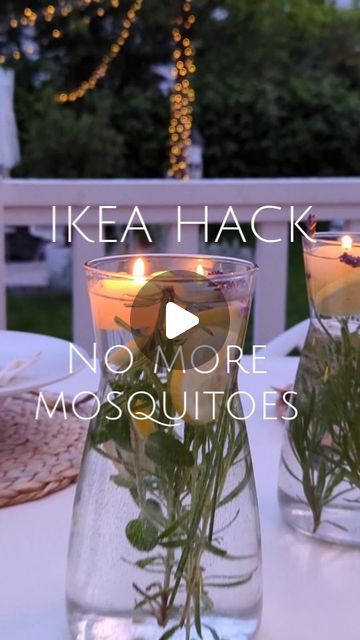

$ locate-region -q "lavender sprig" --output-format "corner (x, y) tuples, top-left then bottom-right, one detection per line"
(340, 252), (360, 268)
(306, 213), (317, 240)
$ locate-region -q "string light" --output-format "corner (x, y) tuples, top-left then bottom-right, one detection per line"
(168, 0), (196, 180)
(0, 0), (198, 162)
(56, 0), (142, 103)
(7, 0), (106, 31)
(0, 0), (113, 66)
(0, 51), (18, 65)
(0, 47), (23, 64)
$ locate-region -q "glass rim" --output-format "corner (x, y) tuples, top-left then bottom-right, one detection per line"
(84, 253), (258, 281)
(303, 230), (360, 247)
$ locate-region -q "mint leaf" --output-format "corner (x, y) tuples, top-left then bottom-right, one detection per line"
(126, 517), (158, 551)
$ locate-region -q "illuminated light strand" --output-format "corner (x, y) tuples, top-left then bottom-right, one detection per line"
(0, 48), (23, 64)
(56, 0), (142, 103)
(168, 0), (196, 180)
(8, 0), (107, 29)
(0, 0), (114, 65)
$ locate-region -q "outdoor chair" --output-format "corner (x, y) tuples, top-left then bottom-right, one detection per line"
(265, 318), (309, 356)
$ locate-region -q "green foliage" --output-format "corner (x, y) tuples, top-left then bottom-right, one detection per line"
(285, 316), (360, 532)
(195, 71), (360, 177)
(144, 431), (195, 468)
(110, 85), (169, 178)
(14, 86), (168, 178)
(195, 0), (360, 176)
(7, 291), (71, 339)
(3, 0), (360, 177)
(15, 91), (125, 178)
(126, 517), (158, 551)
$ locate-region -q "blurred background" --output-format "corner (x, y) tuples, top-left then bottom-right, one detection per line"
(1, 0), (360, 345)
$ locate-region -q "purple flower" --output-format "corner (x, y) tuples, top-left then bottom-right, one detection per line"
(208, 270), (242, 292)
(339, 252), (360, 268)
(306, 214), (317, 239)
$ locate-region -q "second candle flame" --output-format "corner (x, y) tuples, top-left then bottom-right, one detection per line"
(133, 257), (146, 282)
(196, 262), (204, 276)
(341, 235), (353, 252)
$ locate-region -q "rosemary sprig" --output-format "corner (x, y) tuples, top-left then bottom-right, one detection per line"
(286, 316), (360, 532)
(90, 286), (258, 636)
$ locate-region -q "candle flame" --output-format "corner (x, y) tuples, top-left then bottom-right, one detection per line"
(341, 235), (352, 252)
(196, 262), (204, 276)
(133, 257), (145, 282)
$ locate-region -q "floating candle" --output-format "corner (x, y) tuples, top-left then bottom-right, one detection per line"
(89, 258), (161, 331)
(305, 234), (360, 316)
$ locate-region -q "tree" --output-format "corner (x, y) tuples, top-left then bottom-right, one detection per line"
(2, 0), (360, 178)
(194, 0), (360, 176)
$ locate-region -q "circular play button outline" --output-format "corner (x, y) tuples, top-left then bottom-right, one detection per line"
(129, 269), (231, 371)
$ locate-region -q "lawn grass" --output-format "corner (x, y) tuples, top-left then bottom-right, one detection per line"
(286, 237), (308, 328)
(7, 291), (72, 341)
(7, 240), (308, 346)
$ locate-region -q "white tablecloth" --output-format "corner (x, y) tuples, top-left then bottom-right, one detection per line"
(0, 356), (359, 640)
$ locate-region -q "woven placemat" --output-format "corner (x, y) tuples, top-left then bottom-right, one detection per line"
(0, 395), (89, 508)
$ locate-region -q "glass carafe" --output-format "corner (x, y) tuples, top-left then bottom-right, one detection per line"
(278, 232), (360, 545)
(66, 254), (262, 640)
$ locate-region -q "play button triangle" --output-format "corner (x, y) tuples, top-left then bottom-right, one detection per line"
(165, 302), (199, 340)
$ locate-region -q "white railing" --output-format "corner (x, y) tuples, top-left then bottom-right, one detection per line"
(1, 177), (360, 352)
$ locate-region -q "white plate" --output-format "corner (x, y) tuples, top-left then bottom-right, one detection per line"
(0, 330), (88, 397)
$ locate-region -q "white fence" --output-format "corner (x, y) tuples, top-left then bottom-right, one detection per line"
(1, 177), (360, 352)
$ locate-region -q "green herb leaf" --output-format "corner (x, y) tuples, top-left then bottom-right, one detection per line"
(125, 517), (158, 551)
(143, 498), (165, 526)
(135, 555), (163, 569)
(145, 431), (194, 468)
(194, 587), (202, 638)
(217, 462), (251, 508)
(158, 538), (188, 549)
(204, 542), (227, 557)
(110, 474), (135, 489)
(158, 624), (181, 640)
(203, 624), (221, 640)
(205, 573), (254, 588)
(91, 411), (131, 450)
(158, 512), (190, 540)
(112, 412), (132, 450)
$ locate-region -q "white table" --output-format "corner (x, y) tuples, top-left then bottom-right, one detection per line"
(0, 357), (359, 640)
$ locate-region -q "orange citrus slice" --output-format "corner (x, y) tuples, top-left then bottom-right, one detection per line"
(314, 271), (360, 316)
(169, 348), (230, 426)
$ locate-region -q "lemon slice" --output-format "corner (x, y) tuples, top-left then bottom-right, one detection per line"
(314, 271), (360, 316)
(169, 352), (229, 426)
(178, 302), (244, 365)
(132, 400), (156, 438)
(169, 308), (243, 425)
(107, 338), (140, 368)
(197, 301), (246, 331)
